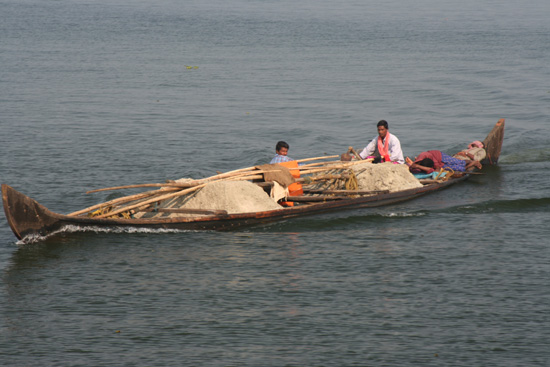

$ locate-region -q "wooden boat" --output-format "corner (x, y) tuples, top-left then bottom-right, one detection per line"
(2, 119), (504, 241)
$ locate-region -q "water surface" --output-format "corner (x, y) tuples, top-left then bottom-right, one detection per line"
(1, 0), (549, 365)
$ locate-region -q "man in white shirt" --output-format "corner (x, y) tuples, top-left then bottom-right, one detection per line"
(359, 120), (405, 164)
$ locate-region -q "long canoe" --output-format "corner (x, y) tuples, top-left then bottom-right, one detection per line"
(2, 119), (504, 241)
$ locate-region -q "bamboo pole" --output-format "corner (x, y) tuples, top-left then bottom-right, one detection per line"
(87, 182), (195, 194)
(202, 154), (339, 177)
(294, 161), (339, 169)
(90, 170), (284, 219)
(98, 171), (351, 219)
(303, 189), (390, 195)
(85, 169), (280, 194)
(293, 158), (368, 169)
(85, 156), (343, 196)
(78, 172), (269, 217)
(297, 173), (350, 182)
(76, 155), (355, 217)
(93, 183), (209, 219)
(138, 208), (228, 215)
(67, 187), (180, 216)
(173, 154), (338, 182)
(295, 155), (340, 163)
(228, 174), (264, 181)
(284, 195), (345, 202)
(296, 159), (373, 175)
(349, 146), (363, 160)
(193, 167), (265, 183)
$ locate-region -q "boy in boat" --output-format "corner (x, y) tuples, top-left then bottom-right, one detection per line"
(270, 141), (295, 164)
(268, 141), (303, 206)
(358, 120), (405, 164)
(406, 150), (482, 173)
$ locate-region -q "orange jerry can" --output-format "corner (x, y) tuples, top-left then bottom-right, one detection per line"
(276, 161), (303, 206)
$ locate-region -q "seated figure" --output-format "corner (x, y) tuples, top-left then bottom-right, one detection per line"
(270, 141), (295, 164)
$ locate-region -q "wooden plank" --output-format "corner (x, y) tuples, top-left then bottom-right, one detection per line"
(284, 195), (345, 202)
(138, 208), (228, 215)
(303, 189), (389, 195)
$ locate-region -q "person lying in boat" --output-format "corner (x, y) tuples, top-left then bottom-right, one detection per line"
(270, 141), (295, 164)
(357, 120), (405, 164)
(406, 150), (482, 173)
(453, 140), (486, 162)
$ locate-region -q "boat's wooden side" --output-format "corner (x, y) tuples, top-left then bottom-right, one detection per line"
(2, 176), (466, 240)
(2, 119), (504, 241)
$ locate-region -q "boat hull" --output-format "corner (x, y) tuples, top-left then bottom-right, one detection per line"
(2, 177), (465, 240)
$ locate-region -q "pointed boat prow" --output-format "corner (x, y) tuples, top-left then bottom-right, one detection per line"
(481, 118), (505, 165)
(2, 184), (63, 240)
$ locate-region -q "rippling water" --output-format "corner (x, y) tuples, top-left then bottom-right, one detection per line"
(1, 0), (550, 365)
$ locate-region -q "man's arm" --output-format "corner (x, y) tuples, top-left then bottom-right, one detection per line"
(359, 138), (376, 159)
(406, 157), (434, 173)
(455, 151), (474, 160)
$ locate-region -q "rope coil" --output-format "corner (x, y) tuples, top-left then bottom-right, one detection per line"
(345, 170), (358, 190)
(436, 168), (454, 181)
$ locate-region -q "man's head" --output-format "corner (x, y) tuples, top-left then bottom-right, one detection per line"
(377, 120), (389, 139)
(275, 141), (290, 155)
(418, 158), (434, 168)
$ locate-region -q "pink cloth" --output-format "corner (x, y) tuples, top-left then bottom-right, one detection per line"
(377, 133), (391, 162)
(412, 150), (443, 173)
(468, 140), (483, 149)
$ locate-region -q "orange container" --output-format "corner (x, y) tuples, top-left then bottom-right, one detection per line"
(276, 160), (303, 196)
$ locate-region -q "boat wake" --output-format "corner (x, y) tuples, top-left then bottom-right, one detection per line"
(383, 211), (427, 218)
(16, 225), (197, 245)
(442, 197), (550, 215)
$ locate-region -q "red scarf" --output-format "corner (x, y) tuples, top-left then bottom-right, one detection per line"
(377, 133), (391, 162)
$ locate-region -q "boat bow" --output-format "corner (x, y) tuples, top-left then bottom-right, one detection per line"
(2, 184), (64, 240)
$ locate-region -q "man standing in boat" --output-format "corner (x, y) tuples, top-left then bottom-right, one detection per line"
(358, 120), (405, 164)
(270, 141), (295, 164)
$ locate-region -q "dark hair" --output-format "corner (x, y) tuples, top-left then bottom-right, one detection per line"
(377, 120), (389, 129)
(275, 141), (289, 151)
(419, 158), (434, 168)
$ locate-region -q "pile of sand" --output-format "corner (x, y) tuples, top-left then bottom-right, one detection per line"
(176, 180), (281, 214)
(351, 162), (423, 192)
(135, 163), (421, 219)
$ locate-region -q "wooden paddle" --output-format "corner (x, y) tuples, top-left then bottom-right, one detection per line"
(349, 146), (363, 160)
